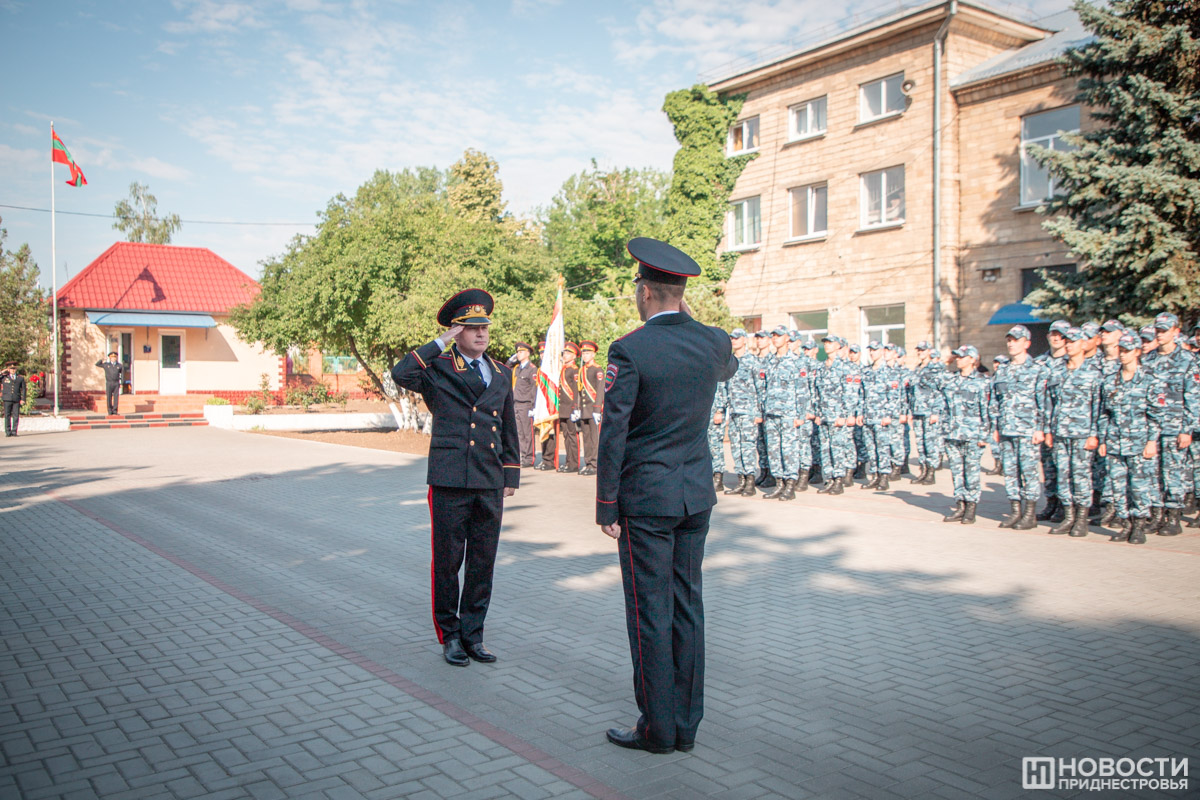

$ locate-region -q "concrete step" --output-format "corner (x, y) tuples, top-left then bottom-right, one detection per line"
(69, 414), (208, 431)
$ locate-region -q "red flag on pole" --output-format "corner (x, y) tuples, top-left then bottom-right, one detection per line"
(51, 130), (87, 187)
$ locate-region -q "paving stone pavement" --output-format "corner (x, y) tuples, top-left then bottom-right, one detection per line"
(1, 428), (1198, 799)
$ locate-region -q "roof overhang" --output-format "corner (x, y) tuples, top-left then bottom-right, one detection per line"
(708, 1), (1049, 94)
(86, 311), (217, 329)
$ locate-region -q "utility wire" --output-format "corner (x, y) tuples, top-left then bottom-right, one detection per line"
(0, 203), (315, 227)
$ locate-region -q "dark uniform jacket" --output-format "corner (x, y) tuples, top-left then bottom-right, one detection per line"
(392, 340), (520, 491)
(96, 360), (124, 386)
(511, 361), (538, 405)
(596, 313), (738, 525)
(578, 364), (605, 416)
(558, 363), (578, 419)
(1, 373), (27, 403)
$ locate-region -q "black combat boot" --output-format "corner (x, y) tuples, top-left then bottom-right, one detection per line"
(845, 468), (854, 484)
(1086, 490), (1102, 519)
(809, 465), (823, 485)
(713, 472), (724, 492)
(1158, 508), (1183, 536)
(818, 476), (841, 495)
(876, 473), (890, 491)
(756, 471), (776, 488)
(1187, 513), (1200, 528)
(920, 467), (937, 485)
(778, 479), (797, 501)
(1096, 503), (1117, 526)
(911, 465), (927, 484)
(1108, 518), (1130, 543)
(724, 475), (747, 495)
(861, 472), (880, 490)
(1012, 501), (1038, 530)
(740, 475), (757, 497)
(796, 471), (810, 492)
(1129, 517), (1148, 544)
(943, 500), (965, 522)
(1037, 496), (1061, 522)
(900, 461), (911, 475)
(888, 465), (902, 481)
(961, 501), (977, 524)
(853, 462), (866, 480)
(998, 500), (1021, 528)
(1068, 504), (1089, 537)
(1147, 507), (1163, 534)
(763, 479), (787, 499)
(1049, 502), (1076, 534)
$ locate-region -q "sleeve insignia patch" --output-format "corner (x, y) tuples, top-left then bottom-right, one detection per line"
(604, 364), (619, 391)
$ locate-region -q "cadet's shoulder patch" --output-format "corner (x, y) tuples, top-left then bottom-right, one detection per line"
(604, 364), (619, 391)
(1156, 393), (1167, 405)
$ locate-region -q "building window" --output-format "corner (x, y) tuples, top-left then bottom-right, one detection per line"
(789, 96), (827, 140)
(860, 73), (905, 122)
(791, 310), (829, 361)
(1020, 105), (1080, 205)
(743, 316), (762, 333)
(322, 355), (360, 374)
(729, 196), (762, 249)
(727, 117), (759, 155)
(861, 304), (905, 348)
(788, 183), (828, 239)
(1021, 264), (1077, 300)
(860, 166), (905, 228)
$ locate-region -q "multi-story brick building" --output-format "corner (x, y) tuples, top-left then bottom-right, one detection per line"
(709, 1), (1094, 356)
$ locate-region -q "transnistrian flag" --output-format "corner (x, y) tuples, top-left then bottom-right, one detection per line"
(532, 281), (565, 442)
(51, 130), (87, 187)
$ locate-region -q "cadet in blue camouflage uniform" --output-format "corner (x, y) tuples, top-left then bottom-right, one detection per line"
(761, 326), (804, 500)
(802, 339), (824, 485)
(722, 329), (761, 496)
(910, 343), (947, 485)
(1047, 327), (1104, 538)
(984, 355), (1010, 476)
(1098, 333), (1164, 544)
(709, 334), (734, 491)
(1090, 320), (1126, 525)
(788, 332), (818, 492)
(1142, 312), (1198, 535)
(1035, 319), (1071, 521)
(815, 336), (855, 495)
(894, 346), (914, 473)
(989, 326), (1048, 530)
(848, 344), (869, 477)
(1189, 322), (1200, 528)
(860, 341), (904, 490)
(940, 345), (991, 524)
(883, 344), (910, 477)
(751, 331), (774, 488)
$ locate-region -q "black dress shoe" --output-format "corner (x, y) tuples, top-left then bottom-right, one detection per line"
(579, 466), (596, 476)
(442, 638), (470, 667)
(675, 740), (694, 753)
(605, 727), (673, 754)
(464, 642), (496, 663)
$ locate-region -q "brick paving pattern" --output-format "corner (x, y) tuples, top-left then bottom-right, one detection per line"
(2, 428), (1197, 799)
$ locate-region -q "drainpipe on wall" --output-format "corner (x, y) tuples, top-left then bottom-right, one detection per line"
(932, 0), (957, 350)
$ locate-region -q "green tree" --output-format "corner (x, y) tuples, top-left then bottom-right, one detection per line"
(1026, 0), (1200, 326)
(542, 162), (670, 300)
(448, 148), (507, 223)
(112, 182), (182, 244)
(0, 221), (50, 374)
(662, 84), (756, 284)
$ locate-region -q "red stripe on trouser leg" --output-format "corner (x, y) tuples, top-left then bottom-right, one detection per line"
(623, 518), (648, 721)
(428, 486), (444, 644)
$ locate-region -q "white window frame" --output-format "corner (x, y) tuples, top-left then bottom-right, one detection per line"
(1019, 105), (1080, 206)
(727, 116), (759, 155)
(787, 183), (828, 241)
(860, 305), (905, 349)
(860, 166), (905, 229)
(788, 96), (827, 141)
(728, 196), (762, 250)
(859, 73), (905, 123)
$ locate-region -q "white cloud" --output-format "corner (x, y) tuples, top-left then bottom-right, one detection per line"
(164, 0), (265, 34)
(127, 156), (192, 181)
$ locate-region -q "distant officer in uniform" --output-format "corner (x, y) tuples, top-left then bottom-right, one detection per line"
(2, 362), (27, 437)
(577, 341), (605, 475)
(1143, 312), (1197, 535)
(1098, 333), (1164, 544)
(941, 345), (991, 524)
(558, 342), (581, 473)
(1047, 327), (1103, 538)
(391, 289), (520, 667)
(96, 351), (124, 416)
(508, 342), (538, 467)
(990, 325), (1048, 530)
(1035, 320), (1071, 521)
(761, 325), (802, 500)
(597, 237), (737, 755)
(723, 329), (761, 495)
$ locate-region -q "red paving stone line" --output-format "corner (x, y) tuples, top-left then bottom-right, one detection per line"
(45, 488), (632, 800)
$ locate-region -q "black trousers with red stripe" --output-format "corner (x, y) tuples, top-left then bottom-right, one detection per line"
(428, 485), (504, 645)
(617, 509), (710, 748)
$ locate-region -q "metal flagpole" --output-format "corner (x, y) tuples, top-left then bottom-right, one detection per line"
(51, 121), (59, 417)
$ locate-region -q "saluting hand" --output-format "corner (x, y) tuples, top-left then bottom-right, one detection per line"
(440, 324), (464, 346)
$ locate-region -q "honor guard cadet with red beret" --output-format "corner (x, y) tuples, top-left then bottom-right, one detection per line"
(391, 289), (520, 668)
(577, 341), (604, 475)
(558, 341), (581, 472)
(598, 237), (737, 754)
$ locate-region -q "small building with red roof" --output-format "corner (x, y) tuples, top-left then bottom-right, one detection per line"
(57, 242), (282, 411)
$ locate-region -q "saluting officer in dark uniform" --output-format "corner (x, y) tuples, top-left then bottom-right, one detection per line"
(2, 362), (27, 437)
(508, 342), (538, 467)
(391, 289), (520, 667)
(577, 340), (605, 476)
(598, 238), (738, 754)
(96, 351), (124, 416)
(558, 342), (581, 472)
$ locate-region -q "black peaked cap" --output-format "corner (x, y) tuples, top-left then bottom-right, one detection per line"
(437, 288), (494, 327)
(627, 237), (700, 286)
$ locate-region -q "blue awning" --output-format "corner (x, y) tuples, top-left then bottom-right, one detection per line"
(987, 303), (1045, 326)
(86, 311), (217, 328)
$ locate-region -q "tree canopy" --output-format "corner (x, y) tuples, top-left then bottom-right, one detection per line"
(1026, 0), (1200, 326)
(112, 182), (182, 244)
(0, 220), (50, 373)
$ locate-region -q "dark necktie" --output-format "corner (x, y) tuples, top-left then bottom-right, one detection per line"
(470, 359), (487, 387)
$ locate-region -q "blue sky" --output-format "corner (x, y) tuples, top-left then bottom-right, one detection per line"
(1, 0), (1064, 291)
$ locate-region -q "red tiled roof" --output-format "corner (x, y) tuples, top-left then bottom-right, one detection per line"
(57, 242), (260, 313)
